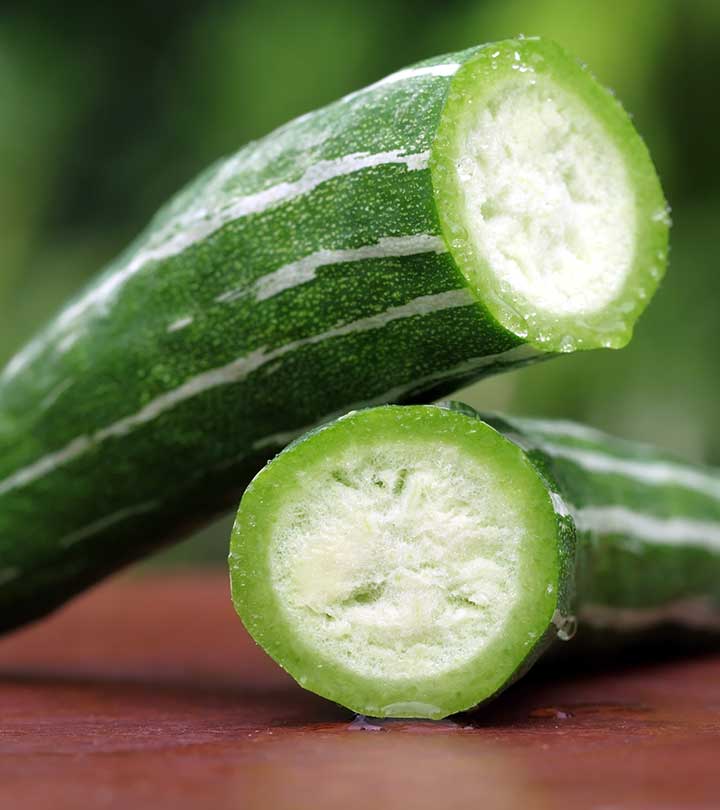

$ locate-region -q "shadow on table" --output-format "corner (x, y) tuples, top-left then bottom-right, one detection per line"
(0, 625), (718, 732)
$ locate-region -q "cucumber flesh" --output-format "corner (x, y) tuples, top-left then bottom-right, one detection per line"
(230, 406), (566, 719)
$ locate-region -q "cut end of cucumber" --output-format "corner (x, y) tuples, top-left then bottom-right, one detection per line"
(230, 406), (562, 719)
(432, 38), (669, 352)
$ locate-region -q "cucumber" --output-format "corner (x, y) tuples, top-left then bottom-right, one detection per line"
(230, 404), (720, 719)
(0, 37), (667, 632)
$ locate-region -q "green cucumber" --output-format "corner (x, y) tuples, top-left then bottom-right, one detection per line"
(230, 404), (720, 719)
(0, 37), (667, 632)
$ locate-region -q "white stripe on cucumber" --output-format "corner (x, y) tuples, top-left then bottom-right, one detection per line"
(507, 416), (610, 443)
(574, 505), (720, 550)
(216, 233), (446, 304)
(542, 441), (720, 501)
(58, 501), (159, 548)
(2, 149), (431, 379)
(63, 150), (431, 321)
(167, 316), (193, 333)
(39, 378), (74, 412)
(0, 289), (473, 497)
(341, 63), (461, 104)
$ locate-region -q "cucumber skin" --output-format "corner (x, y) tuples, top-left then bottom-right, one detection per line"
(479, 411), (720, 630)
(0, 41), (523, 632)
(0, 38), (664, 633)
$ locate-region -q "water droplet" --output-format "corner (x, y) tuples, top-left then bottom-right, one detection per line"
(348, 715), (385, 732)
(557, 615), (578, 642)
(651, 207), (672, 226)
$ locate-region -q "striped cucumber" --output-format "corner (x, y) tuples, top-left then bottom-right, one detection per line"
(230, 404), (720, 719)
(0, 37), (667, 631)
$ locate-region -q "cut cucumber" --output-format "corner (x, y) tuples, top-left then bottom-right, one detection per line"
(0, 37), (666, 632)
(230, 404), (720, 719)
(432, 42), (666, 349)
(231, 405), (574, 718)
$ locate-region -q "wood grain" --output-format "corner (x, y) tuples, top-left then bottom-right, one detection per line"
(0, 572), (718, 809)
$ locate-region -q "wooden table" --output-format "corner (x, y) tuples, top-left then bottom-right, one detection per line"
(0, 573), (718, 808)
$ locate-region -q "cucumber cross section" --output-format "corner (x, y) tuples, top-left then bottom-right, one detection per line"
(231, 406), (567, 719)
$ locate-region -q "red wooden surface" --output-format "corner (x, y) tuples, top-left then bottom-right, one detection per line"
(0, 573), (719, 809)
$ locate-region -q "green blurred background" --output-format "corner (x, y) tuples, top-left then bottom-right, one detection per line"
(2, 0), (718, 565)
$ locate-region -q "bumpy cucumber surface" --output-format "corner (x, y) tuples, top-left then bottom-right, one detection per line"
(230, 404), (720, 719)
(0, 37), (666, 631)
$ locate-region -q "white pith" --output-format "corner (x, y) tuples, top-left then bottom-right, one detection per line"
(269, 440), (529, 681)
(454, 77), (635, 319)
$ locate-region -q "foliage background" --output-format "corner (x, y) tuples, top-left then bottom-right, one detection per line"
(2, 0), (718, 564)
